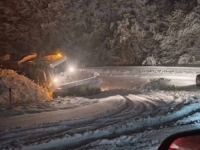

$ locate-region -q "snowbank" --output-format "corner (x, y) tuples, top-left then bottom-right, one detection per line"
(142, 56), (157, 66)
(136, 78), (175, 91)
(178, 54), (195, 65)
(0, 69), (51, 107)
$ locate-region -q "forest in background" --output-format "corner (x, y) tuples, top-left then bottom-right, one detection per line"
(0, 0), (200, 66)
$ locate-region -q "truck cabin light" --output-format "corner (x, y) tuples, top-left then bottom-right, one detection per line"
(53, 78), (58, 83)
(57, 53), (62, 57)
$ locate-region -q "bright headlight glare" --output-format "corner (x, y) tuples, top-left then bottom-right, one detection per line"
(53, 78), (58, 83)
(69, 66), (75, 72)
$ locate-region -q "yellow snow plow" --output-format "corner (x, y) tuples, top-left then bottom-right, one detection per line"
(0, 53), (102, 98)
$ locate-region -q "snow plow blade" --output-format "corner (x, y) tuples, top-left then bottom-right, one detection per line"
(52, 77), (103, 98)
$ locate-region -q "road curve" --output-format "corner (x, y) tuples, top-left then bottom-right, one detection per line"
(0, 66), (200, 150)
(0, 91), (196, 150)
(0, 96), (126, 130)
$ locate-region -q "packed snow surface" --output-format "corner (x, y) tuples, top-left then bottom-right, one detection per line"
(0, 69), (51, 107)
(136, 78), (175, 91)
(1, 91), (199, 150)
(0, 67), (200, 150)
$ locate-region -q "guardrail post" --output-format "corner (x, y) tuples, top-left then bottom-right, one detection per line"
(9, 88), (12, 109)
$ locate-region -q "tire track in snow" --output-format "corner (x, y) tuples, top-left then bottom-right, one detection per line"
(85, 123), (200, 150)
(22, 101), (200, 150)
(0, 92), (186, 149)
(0, 93), (198, 148)
(0, 96), (127, 146)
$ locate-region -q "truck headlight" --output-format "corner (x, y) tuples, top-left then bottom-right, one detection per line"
(69, 66), (75, 73)
(53, 78), (58, 83)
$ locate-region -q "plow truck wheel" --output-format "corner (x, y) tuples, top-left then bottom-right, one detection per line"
(196, 75), (200, 86)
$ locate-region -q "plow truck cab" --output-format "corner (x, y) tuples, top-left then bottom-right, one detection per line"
(0, 53), (102, 98)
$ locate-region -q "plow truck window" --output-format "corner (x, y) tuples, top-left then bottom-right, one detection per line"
(53, 61), (67, 75)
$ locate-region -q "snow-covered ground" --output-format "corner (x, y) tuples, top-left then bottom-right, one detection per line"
(0, 69), (51, 108)
(1, 68), (200, 150)
(0, 96), (99, 117)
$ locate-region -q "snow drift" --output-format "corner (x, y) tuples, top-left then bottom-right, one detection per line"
(136, 78), (175, 91)
(0, 69), (51, 107)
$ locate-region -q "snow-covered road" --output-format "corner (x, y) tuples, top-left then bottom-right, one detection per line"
(1, 67), (200, 150)
(0, 96), (125, 130)
(1, 91), (200, 150)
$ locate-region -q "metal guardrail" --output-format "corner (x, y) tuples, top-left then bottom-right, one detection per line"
(80, 66), (200, 76)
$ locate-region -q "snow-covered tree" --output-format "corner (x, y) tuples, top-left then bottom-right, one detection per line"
(0, 0), (199, 66)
